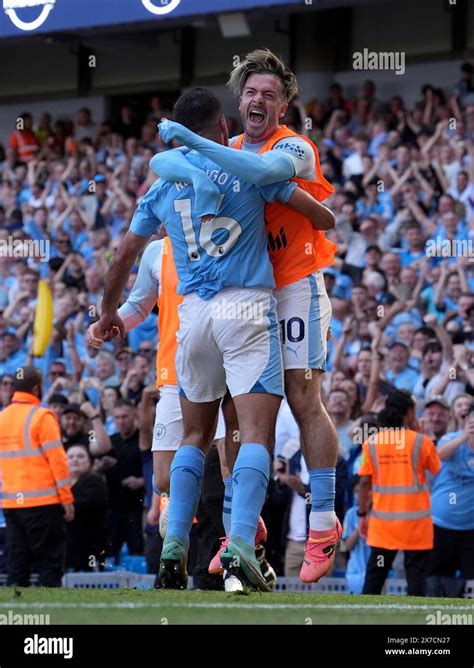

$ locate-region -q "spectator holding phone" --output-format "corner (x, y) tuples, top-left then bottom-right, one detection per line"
(427, 403), (474, 596)
(341, 476), (371, 593)
(384, 341), (419, 391)
(326, 389), (354, 460)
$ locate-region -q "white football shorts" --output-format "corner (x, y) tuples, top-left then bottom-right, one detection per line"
(175, 287), (284, 403)
(274, 270), (332, 371)
(151, 384), (226, 451)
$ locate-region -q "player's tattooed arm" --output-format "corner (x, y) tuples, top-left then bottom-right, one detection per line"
(150, 149), (221, 220)
(158, 120), (295, 185)
(286, 188), (335, 230)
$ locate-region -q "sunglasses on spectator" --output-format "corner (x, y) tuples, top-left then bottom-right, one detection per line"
(50, 370), (66, 377)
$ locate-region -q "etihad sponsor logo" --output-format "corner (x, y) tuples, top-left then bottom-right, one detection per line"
(142, 0), (181, 16)
(267, 227), (288, 252)
(3, 0), (56, 31)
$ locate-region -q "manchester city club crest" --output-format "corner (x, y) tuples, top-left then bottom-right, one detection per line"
(154, 423), (166, 439)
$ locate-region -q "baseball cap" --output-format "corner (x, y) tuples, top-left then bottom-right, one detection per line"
(62, 403), (87, 418)
(1, 331), (19, 341)
(48, 394), (69, 406)
(424, 395), (450, 410)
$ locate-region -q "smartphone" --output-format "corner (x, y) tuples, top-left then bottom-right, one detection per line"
(84, 386), (100, 409)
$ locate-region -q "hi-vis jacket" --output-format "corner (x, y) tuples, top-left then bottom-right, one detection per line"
(9, 130), (39, 163)
(0, 392), (73, 509)
(156, 236), (180, 387)
(358, 428), (441, 550)
(233, 124), (337, 289)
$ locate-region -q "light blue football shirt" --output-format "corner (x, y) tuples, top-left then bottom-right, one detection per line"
(431, 430), (474, 531)
(130, 151), (296, 299)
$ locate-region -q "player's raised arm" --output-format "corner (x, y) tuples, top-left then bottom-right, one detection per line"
(286, 188), (336, 230)
(150, 149), (221, 219)
(159, 120), (295, 186)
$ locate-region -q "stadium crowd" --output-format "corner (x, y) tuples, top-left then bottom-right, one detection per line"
(0, 63), (473, 594)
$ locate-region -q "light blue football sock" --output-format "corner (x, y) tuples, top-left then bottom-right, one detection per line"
(230, 443), (270, 546)
(308, 467), (336, 531)
(222, 477), (232, 536)
(166, 445), (205, 545)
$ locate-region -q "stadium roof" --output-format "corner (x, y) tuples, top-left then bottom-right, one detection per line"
(0, 0), (304, 38)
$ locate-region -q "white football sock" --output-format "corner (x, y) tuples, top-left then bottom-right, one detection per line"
(309, 510), (337, 531)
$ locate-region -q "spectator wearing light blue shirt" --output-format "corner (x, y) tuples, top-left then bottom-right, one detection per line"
(385, 341), (420, 391)
(399, 221), (427, 268)
(342, 476), (371, 594)
(356, 179), (394, 221)
(63, 210), (90, 252)
(434, 269), (464, 318)
(323, 267), (353, 302)
(384, 309), (424, 346)
(427, 406), (474, 596)
(326, 388), (354, 460)
(0, 332), (28, 376)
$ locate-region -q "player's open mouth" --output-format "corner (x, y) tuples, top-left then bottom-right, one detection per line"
(248, 109), (266, 125)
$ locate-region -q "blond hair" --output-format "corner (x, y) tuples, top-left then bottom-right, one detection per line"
(228, 48), (298, 101)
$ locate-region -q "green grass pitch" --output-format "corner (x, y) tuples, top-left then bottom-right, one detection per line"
(0, 588), (472, 625)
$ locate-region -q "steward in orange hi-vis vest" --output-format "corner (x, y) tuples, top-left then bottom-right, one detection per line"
(233, 125), (337, 289)
(358, 428), (441, 550)
(156, 236), (182, 388)
(8, 129), (40, 163)
(0, 391), (73, 509)
(0, 367), (74, 587)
